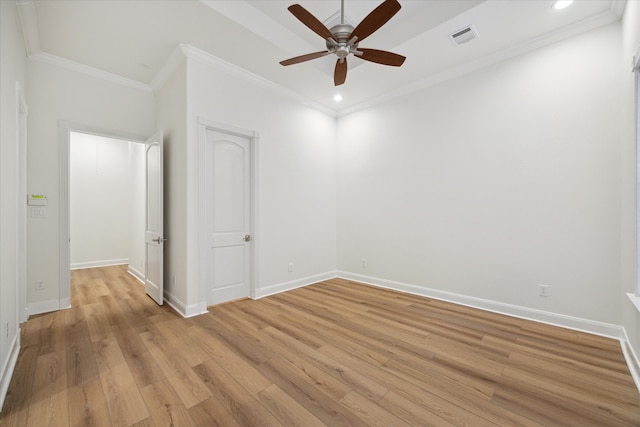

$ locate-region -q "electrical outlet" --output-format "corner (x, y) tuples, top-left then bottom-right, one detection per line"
(361, 258), (367, 268)
(538, 284), (549, 297)
(35, 280), (45, 290)
(288, 263), (293, 273)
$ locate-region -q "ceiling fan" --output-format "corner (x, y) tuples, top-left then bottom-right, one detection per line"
(279, 0), (406, 86)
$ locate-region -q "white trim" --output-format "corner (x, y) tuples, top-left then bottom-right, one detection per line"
(250, 268), (624, 339)
(333, 271), (640, 392)
(182, 45), (335, 117)
(27, 298), (69, 317)
(338, 9), (624, 117)
(610, 0), (628, 19)
(59, 122), (71, 307)
(200, 1), (315, 63)
(18, 9), (626, 120)
(628, 293), (640, 313)
(197, 119), (207, 312)
(635, 64), (640, 297)
(338, 271), (625, 340)
(127, 265), (145, 284)
(150, 45), (187, 92)
(0, 332), (20, 411)
(16, 81), (28, 324)
(253, 271), (338, 299)
(16, 0), (39, 56)
(251, 132), (261, 298)
(186, 268), (640, 390)
(197, 118), (260, 309)
(70, 259), (129, 270)
(621, 328), (640, 393)
(29, 52), (151, 93)
(59, 124), (147, 316)
(164, 291), (208, 318)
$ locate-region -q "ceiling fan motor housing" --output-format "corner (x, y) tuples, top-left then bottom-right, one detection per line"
(327, 24), (358, 59)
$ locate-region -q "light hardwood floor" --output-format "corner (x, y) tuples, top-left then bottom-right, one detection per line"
(1, 265), (639, 426)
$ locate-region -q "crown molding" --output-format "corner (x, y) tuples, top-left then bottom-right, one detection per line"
(178, 44), (336, 117)
(337, 7), (623, 117)
(16, 0), (40, 56)
(200, 0), (314, 59)
(610, 0), (627, 18)
(149, 45), (187, 92)
(29, 51), (152, 93)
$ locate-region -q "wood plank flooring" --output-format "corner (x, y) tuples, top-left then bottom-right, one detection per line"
(1, 265), (639, 426)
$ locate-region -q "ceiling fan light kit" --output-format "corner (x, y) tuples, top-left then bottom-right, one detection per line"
(279, 0), (406, 86)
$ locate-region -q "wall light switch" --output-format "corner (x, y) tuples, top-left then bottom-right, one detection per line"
(31, 207), (46, 218)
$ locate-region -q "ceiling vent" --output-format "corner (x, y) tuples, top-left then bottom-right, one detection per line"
(449, 25), (478, 46)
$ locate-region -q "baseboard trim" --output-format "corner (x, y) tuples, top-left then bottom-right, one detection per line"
(621, 328), (640, 393)
(127, 265), (145, 284)
(0, 331), (20, 411)
(337, 271), (624, 340)
(253, 270), (338, 299)
(71, 258), (128, 270)
(164, 292), (207, 318)
(27, 298), (70, 317)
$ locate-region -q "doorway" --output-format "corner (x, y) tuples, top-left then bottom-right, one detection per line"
(60, 123), (164, 308)
(69, 132), (145, 276)
(198, 120), (258, 307)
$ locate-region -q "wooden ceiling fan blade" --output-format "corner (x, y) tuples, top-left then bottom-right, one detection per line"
(357, 48), (405, 66)
(334, 59), (347, 86)
(350, 0), (401, 44)
(288, 4), (336, 41)
(280, 51), (331, 66)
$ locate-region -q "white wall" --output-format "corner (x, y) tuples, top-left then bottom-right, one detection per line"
(26, 58), (155, 311)
(155, 62), (188, 306)
(338, 23), (623, 325)
(155, 52), (337, 313)
(188, 58), (337, 305)
(187, 59), (337, 293)
(621, 0), (640, 366)
(70, 133), (131, 268)
(0, 0), (27, 409)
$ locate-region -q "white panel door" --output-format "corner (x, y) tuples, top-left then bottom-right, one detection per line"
(145, 131), (164, 305)
(205, 129), (251, 305)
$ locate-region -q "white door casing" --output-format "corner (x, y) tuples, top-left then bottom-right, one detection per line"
(145, 131), (164, 305)
(60, 123), (159, 315)
(201, 123), (255, 306)
(17, 82), (27, 323)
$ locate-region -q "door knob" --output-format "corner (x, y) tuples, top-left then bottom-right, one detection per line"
(243, 234), (251, 242)
(152, 237), (166, 244)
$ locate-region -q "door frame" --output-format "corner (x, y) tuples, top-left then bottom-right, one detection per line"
(197, 117), (259, 309)
(143, 131), (164, 305)
(17, 82), (28, 323)
(59, 121), (147, 306)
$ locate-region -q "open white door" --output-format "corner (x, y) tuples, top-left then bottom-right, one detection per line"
(145, 131), (164, 305)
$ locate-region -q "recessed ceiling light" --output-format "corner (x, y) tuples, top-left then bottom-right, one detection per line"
(553, 0), (573, 10)
(334, 94), (343, 102)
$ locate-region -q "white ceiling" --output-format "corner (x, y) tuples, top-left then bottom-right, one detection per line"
(22, 0), (625, 115)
